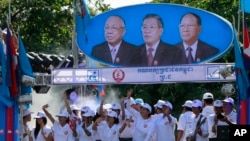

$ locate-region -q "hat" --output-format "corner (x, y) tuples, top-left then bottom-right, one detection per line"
(141, 103), (152, 113)
(213, 100), (223, 107)
(70, 105), (80, 111)
(107, 110), (117, 118)
(192, 99), (202, 107)
(83, 110), (95, 117)
(223, 97), (234, 105)
(23, 109), (34, 117)
(182, 100), (193, 108)
(154, 100), (165, 109)
(56, 111), (69, 118)
(2, 28), (7, 34)
(33, 111), (46, 119)
(162, 101), (173, 110)
(203, 92), (214, 100)
(134, 98), (144, 105)
(111, 103), (121, 110)
(81, 106), (90, 112)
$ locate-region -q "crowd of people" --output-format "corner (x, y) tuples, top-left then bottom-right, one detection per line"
(21, 88), (236, 141)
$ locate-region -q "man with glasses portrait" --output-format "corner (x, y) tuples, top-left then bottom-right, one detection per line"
(176, 12), (219, 64)
(91, 15), (139, 67)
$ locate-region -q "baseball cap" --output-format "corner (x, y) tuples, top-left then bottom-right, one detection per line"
(33, 111), (46, 119)
(107, 110), (117, 118)
(23, 109), (34, 117)
(81, 106), (90, 113)
(223, 97), (234, 105)
(141, 103), (152, 113)
(213, 100), (223, 107)
(182, 100), (193, 108)
(70, 105), (80, 111)
(56, 111), (69, 118)
(83, 110), (95, 117)
(134, 98), (144, 105)
(154, 100), (165, 109)
(203, 92), (214, 100)
(162, 101), (173, 110)
(192, 99), (202, 107)
(111, 103), (121, 110)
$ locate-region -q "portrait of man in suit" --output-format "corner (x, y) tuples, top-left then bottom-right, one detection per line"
(91, 15), (139, 67)
(138, 13), (185, 66)
(176, 12), (219, 64)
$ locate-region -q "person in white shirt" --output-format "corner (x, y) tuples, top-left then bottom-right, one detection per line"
(75, 109), (95, 141)
(221, 97), (237, 125)
(187, 99), (209, 141)
(154, 101), (177, 141)
(207, 99), (224, 138)
(30, 111), (53, 141)
(202, 92), (215, 118)
(42, 104), (73, 141)
(176, 100), (195, 141)
(153, 99), (165, 114)
(21, 109), (34, 141)
(92, 110), (126, 141)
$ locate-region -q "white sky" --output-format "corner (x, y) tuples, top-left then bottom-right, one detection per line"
(104, 0), (151, 8)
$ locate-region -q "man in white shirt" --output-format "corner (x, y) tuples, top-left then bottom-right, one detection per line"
(202, 92), (215, 117)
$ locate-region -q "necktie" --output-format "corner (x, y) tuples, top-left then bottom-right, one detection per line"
(147, 48), (154, 66)
(187, 47), (194, 64)
(111, 48), (116, 63)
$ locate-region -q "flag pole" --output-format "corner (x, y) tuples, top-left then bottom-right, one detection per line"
(8, 0), (11, 24)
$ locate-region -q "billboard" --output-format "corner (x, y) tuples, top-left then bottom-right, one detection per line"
(75, 2), (233, 67)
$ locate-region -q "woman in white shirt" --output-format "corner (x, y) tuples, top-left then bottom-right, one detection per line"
(42, 104), (73, 141)
(30, 111), (53, 141)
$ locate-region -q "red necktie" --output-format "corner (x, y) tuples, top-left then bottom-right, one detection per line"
(147, 48), (154, 66)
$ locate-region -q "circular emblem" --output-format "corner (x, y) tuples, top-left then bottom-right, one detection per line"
(112, 69), (125, 83)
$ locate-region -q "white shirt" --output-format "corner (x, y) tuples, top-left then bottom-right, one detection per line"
(52, 120), (73, 141)
(190, 114), (209, 141)
(119, 110), (135, 138)
(30, 126), (52, 141)
(154, 114), (177, 141)
(183, 40), (198, 59)
(76, 123), (95, 141)
(127, 99), (154, 141)
(21, 124), (30, 141)
(97, 121), (120, 141)
(202, 105), (215, 118)
(177, 111), (195, 141)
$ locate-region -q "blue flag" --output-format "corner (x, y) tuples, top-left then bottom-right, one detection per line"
(18, 37), (34, 95)
(0, 37), (13, 106)
(241, 0), (250, 13)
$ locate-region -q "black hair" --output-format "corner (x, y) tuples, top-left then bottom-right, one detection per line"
(34, 117), (47, 139)
(180, 12), (201, 26)
(143, 13), (164, 28)
(114, 117), (119, 124)
(204, 99), (214, 104)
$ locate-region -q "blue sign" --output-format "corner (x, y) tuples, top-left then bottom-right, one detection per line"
(75, 3), (233, 67)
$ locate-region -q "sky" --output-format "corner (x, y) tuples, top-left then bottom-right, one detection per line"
(104, 0), (151, 8)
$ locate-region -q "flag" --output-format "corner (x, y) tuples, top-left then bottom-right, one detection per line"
(18, 36), (34, 95)
(243, 18), (250, 69)
(75, 0), (91, 42)
(6, 28), (19, 97)
(0, 36), (13, 107)
(241, 0), (250, 13)
(234, 30), (250, 124)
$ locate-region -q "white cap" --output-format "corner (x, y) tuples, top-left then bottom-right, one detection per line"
(23, 109), (34, 117)
(182, 100), (193, 108)
(70, 105), (80, 111)
(213, 100), (223, 107)
(81, 106), (90, 112)
(33, 111), (46, 119)
(203, 92), (214, 100)
(154, 100), (165, 109)
(192, 99), (202, 107)
(56, 111), (69, 118)
(83, 110), (95, 117)
(223, 97), (234, 105)
(111, 103), (121, 110)
(107, 110), (117, 118)
(141, 103), (152, 113)
(162, 101), (173, 110)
